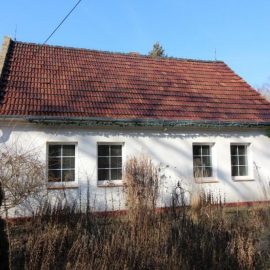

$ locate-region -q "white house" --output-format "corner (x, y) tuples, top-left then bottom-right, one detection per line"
(1, 36), (270, 215)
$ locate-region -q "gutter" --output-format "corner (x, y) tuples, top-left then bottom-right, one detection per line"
(0, 115), (269, 129)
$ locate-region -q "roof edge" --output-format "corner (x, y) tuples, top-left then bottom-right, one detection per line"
(0, 115), (269, 128)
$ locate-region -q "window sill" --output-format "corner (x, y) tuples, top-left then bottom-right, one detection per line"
(97, 180), (123, 187)
(194, 177), (219, 184)
(47, 183), (79, 190)
(232, 177), (254, 182)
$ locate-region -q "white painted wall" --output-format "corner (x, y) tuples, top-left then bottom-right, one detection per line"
(1, 121), (270, 216)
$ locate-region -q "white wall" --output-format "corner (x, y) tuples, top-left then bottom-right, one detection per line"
(1, 121), (270, 216)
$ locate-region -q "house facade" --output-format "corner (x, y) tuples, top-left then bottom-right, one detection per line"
(1, 36), (270, 215)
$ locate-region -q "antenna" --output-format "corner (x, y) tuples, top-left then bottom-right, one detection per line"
(214, 48), (217, 61)
(14, 24), (17, 41)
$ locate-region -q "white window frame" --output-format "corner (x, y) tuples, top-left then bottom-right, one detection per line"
(46, 142), (78, 188)
(230, 143), (253, 181)
(192, 143), (217, 183)
(97, 142), (124, 187)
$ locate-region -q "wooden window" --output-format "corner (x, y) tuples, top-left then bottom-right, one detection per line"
(231, 145), (248, 177)
(48, 144), (75, 182)
(193, 144), (213, 178)
(98, 144), (122, 181)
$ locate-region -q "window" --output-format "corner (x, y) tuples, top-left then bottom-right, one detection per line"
(48, 144), (76, 182)
(193, 144), (213, 178)
(231, 144), (248, 177)
(98, 144), (122, 181)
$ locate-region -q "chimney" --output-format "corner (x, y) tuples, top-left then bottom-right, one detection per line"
(0, 36), (12, 78)
(129, 52), (140, 56)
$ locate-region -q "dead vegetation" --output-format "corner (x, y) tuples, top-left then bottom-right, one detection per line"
(2, 155), (270, 269)
(0, 146), (46, 213)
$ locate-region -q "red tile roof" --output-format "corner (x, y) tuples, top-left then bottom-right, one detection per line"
(0, 39), (270, 123)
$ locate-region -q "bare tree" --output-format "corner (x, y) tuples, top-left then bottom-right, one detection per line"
(257, 83), (270, 101)
(0, 146), (46, 215)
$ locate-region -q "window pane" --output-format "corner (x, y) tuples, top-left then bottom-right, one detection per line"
(48, 170), (61, 182)
(238, 156), (246, 166)
(193, 157), (202, 167)
(231, 146), (237, 156)
(98, 145), (109, 156)
(232, 166), (238, 176)
(98, 157), (109, 168)
(111, 157), (122, 168)
(63, 157), (75, 169)
(98, 169), (109, 181)
(62, 170), (75, 182)
(202, 156), (211, 166)
(239, 166), (248, 176)
(48, 157), (61, 170)
(231, 156), (238, 166)
(193, 145), (201, 156)
(203, 167), (212, 177)
(111, 145), (122, 156)
(49, 145), (61, 156)
(62, 145), (75, 156)
(193, 167), (203, 178)
(238, 146), (246, 155)
(201, 146), (210, 155)
(111, 169), (122, 180)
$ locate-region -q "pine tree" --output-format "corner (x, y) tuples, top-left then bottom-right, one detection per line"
(148, 42), (166, 58)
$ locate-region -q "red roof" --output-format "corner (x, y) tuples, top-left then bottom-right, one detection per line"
(1, 40), (270, 123)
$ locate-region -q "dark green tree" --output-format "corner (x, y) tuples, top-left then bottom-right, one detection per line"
(148, 42), (166, 58)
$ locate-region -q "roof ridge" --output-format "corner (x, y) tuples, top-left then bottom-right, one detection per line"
(12, 39), (224, 64)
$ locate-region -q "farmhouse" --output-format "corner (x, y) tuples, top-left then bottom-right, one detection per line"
(1, 36), (270, 214)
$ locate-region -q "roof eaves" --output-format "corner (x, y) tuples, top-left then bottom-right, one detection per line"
(21, 115), (270, 128)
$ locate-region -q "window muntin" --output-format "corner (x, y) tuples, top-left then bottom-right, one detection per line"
(48, 144), (75, 182)
(98, 144), (122, 181)
(231, 145), (248, 177)
(193, 145), (213, 178)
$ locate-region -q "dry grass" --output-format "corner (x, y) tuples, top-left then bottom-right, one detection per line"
(5, 156), (270, 269)
(9, 202), (270, 270)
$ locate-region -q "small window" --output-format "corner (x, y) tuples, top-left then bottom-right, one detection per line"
(193, 144), (213, 178)
(98, 144), (122, 181)
(231, 144), (248, 177)
(48, 144), (75, 182)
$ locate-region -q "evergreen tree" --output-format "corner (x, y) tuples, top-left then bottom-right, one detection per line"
(148, 42), (166, 58)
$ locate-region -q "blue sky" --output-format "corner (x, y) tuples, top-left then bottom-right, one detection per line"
(1, 0), (269, 88)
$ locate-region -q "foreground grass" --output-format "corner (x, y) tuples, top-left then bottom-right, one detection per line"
(8, 203), (270, 270)
(6, 156), (270, 269)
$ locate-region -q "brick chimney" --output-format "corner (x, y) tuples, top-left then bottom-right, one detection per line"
(0, 36), (12, 78)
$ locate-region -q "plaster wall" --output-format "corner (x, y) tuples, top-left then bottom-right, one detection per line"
(1, 122), (270, 216)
